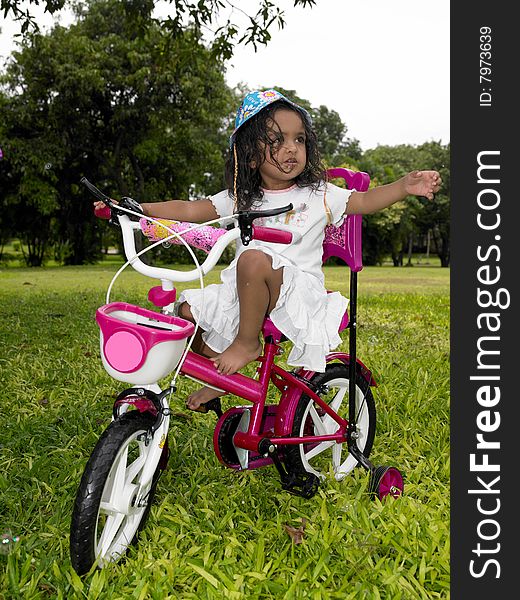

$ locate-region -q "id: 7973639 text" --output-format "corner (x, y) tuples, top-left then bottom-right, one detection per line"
(480, 26), (492, 107)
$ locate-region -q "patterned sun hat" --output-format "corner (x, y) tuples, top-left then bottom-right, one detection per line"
(229, 89), (311, 147)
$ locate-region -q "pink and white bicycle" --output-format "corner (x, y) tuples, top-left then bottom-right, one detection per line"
(70, 168), (403, 575)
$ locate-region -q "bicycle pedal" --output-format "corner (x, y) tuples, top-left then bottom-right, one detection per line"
(201, 397), (223, 418)
(282, 472), (320, 499)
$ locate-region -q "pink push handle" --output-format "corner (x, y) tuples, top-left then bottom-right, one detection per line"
(252, 226), (294, 245)
(323, 167), (370, 272)
(327, 167), (370, 193)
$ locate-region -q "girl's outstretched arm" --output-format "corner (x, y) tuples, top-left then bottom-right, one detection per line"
(93, 197), (220, 223)
(140, 198), (219, 223)
(346, 170), (442, 215)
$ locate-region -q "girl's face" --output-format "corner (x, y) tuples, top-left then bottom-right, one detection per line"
(257, 109), (307, 190)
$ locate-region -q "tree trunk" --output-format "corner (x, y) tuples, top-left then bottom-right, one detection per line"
(406, 233), (414, 266)
(391, 250), (403, 267)
(21, 235), (46, 266)
(432, 225), (450, 267)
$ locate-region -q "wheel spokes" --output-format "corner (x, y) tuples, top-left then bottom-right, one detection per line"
(97, 512), (126, 559)
(95, 435), (150, 562)
(308, 404), (327, 435)
(101, 446), (130, 511)
(332, 441), (342, 471)
(300, 377), (372, 478)
(302, 384), (347, 466)
(321, 385), (347, 433)
(124, 440), (148, 482)
(329, 385), (347, 414)
(100, 438), (148, 514)
(304, 439), (335, 461)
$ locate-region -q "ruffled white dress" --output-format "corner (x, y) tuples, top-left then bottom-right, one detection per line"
(180, 182), (352, 372)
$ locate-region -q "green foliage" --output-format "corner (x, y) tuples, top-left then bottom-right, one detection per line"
(0, 263), (449, 597)
(1, 1), (450, 270)
(1, 0), (235, 265)
(2, 0), (317, 59)
(1, 1), (67, 33)
(357, 142), (450, 266)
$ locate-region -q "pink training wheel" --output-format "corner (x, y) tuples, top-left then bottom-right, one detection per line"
(369, 466), (404, 500)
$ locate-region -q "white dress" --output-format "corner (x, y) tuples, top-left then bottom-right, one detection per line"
(180, 182), (353, 372)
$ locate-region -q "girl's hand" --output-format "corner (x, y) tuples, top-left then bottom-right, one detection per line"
(93, 197), (144, 220)
(93, 199), (116, 220)
(94, 198), (119, 210)
(404, 170), (442, 200)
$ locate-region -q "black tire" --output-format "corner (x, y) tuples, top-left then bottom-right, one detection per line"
(70, 411), (161, 575)
(285, 364), (376, 481)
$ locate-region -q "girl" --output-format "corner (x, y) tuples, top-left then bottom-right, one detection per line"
(95, 89), (441, 412)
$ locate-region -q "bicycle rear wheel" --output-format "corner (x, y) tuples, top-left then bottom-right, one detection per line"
(285, 364), (376, 481)
(70, 411), (161, 575)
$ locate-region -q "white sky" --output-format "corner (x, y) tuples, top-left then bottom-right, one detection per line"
(0, 0), (450, 150)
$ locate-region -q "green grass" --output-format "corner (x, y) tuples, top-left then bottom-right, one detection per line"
(0, 262), (449, 599)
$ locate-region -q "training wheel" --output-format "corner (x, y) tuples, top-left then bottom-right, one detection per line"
(369, 466), (404, 500)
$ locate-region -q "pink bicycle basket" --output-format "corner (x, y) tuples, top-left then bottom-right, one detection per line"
(96, 302), (195, 384)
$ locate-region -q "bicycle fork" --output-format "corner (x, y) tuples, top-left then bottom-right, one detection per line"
(112, 385), (171, 509)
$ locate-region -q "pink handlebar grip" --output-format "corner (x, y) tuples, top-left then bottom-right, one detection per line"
(252, 226), (294, 245)
(94, 205), (112, 220)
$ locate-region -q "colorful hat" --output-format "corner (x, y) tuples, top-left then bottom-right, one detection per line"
(229, 89), (311, 147)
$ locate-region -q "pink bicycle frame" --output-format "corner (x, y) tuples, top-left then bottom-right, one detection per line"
(179, 337), (375, 455)
(92, 172), (374, 460)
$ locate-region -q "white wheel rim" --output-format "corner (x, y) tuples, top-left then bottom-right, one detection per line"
(94, 430), (153, 565)
(297, 377), (371, 480)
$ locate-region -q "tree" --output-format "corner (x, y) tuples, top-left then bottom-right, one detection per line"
(0, 75), (62, 265)
(1, 0), (317, 59)
(1, 0), (236, 265)
(359, 142), (450, 267)
(1, 0), (68, 33)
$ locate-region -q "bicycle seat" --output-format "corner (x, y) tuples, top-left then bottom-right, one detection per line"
(261, 317), (287, 344)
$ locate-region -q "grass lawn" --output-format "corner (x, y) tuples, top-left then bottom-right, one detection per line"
(0, 261), (449, 599)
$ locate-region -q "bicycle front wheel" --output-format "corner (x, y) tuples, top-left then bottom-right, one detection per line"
(70, 411), (161, 575)
(285, 364), (376, 481)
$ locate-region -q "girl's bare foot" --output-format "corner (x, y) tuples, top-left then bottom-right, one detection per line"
(212, 339), (262, 375)
(186, 386), (225, 412)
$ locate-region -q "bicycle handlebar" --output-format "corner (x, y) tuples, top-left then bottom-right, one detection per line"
(82, 177), (301, 284)
(119, 216), (243, 282)
(238, 204), (292, 245)
(80, 177), (112, 205)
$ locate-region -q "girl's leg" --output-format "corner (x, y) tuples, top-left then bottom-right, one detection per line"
(178, 302), (215, 356)
(178, 301), (223, 411)
(213, 249), (283, 375)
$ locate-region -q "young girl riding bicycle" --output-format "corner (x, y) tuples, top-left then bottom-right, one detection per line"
(94, 89), (441, 413)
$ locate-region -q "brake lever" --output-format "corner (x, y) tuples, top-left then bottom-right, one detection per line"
(237, 203), (293, 246)
(115, 197), (144, 221)
(81, 178), (143, 224)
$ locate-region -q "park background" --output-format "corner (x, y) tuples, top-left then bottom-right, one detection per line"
(1, 1), (450, 598)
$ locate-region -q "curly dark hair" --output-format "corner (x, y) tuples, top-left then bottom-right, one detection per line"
(225, 100), (325, 211)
